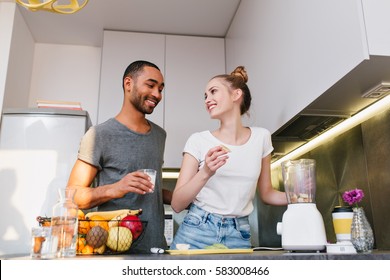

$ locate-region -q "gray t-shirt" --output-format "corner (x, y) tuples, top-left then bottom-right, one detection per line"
(78, 118), (167, 253)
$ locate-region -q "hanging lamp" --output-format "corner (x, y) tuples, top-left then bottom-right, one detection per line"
(16, 0), (89, 14)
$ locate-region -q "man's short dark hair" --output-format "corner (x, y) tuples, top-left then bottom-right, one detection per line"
(122, 60), (160, 89)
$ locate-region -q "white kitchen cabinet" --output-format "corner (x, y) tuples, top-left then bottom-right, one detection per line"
(226, 0), (369, 134)
(362, 0), (390, 56)
(98, 31), (225, 167)
(164, 35), (225, 167)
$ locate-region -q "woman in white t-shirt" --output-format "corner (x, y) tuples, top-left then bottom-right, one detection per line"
(170, 66), (288, 250)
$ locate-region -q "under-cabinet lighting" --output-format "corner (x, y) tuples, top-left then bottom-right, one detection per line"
(162, 170), (180, 179)
(271, 94), (390, 170)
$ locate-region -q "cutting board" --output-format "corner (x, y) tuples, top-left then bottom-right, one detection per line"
(166, 248), (254, 255)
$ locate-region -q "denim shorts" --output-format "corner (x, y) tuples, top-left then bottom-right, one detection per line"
(171, 204), (251, 250)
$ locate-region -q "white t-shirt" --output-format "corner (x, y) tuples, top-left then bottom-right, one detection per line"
(183, 127), (273, 217)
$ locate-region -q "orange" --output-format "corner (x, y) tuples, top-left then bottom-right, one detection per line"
(88, 215), (109, 231)
(78, 220), (91, 234)
(81, 244), (94, 254)
(77, 236), (86, 253)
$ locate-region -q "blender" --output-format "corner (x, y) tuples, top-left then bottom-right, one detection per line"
(276, 159), (327, 251)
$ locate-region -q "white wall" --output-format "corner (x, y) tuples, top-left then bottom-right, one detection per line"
(3, 4), (34, 110)
(225, 0), (369, 133)
(1, 2), (101, 125)
(0, 2), (16, 116)
(28, 44), (101, 125)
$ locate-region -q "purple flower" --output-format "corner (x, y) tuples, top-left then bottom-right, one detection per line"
(342, 188), (365, 207)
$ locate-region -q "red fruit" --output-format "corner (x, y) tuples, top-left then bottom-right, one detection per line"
(119, 215), (143, 239)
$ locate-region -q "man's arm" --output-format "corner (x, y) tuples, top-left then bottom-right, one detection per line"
(67, 159), (156, 209)
(67, 159), (109, 209)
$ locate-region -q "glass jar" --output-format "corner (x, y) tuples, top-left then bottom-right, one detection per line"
(51, 188), (79, 257)
(351, 207), (374, 253)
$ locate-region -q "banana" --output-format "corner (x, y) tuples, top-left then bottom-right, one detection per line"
(127, 208), (143, 216)
(85, 209), (128, 220)
(93, 244), (106, 254)
(108, 212), (129, 228)
(85, 208), (142, 220)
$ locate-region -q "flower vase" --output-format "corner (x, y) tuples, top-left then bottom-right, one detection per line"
(351, 207), (374, 253)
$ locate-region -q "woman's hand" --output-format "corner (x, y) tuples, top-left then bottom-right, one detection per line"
(202, 145), (230, 176)
(171, 146), (229, 213)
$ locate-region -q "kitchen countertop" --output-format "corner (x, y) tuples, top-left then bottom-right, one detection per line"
(2, 249), (390, 260)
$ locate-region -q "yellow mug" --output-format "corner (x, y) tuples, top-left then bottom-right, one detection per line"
(332, 206), (354, 243)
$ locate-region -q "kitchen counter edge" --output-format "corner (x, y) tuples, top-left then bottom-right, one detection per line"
(2, 250), (390, 260)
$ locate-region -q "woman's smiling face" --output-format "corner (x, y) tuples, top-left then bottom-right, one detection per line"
(204, 78), (234, 119)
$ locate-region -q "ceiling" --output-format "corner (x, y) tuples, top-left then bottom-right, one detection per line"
(8, 0), (241, 47)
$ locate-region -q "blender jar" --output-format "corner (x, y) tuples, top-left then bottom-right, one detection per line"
(281, 159), (316, 204)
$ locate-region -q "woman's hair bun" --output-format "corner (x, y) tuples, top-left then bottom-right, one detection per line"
(230, 66), (248, 83)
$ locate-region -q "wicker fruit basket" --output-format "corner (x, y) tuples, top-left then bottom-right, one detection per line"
(37, 211), (147, 255)
(76, 219), (147, 254)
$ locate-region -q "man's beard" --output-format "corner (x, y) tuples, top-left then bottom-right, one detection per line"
(130, 87), (155, 115)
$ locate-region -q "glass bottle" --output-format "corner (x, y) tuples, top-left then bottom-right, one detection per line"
(351, 207), (374, 253)
(51, 188), (79, 257)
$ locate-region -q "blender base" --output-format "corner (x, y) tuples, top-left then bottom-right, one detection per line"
(277, 204), (327, 252)
(326, 241), (357, 254)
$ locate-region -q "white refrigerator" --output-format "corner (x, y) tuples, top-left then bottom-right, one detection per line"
(0, 108), (91, 255)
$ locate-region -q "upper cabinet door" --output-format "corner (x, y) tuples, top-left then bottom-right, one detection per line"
(164, 35), (225, 168)
(98, 31), (165, 126)
(226, 0), (369, 134)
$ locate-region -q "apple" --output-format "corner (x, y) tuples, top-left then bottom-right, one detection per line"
(119, 215), (143, 239)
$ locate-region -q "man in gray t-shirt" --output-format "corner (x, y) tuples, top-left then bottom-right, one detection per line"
(67, 60), (172, 253)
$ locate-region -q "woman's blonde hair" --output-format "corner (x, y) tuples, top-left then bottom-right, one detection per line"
(212, 66), (251, 115)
